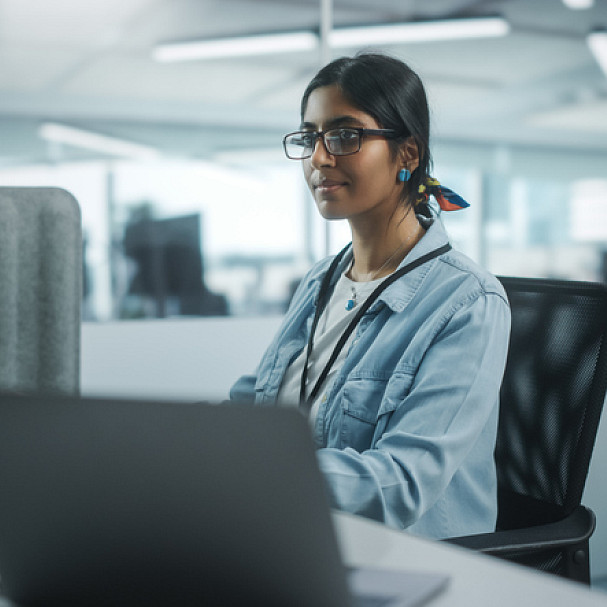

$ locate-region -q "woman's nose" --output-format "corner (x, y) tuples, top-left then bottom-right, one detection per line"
(309, 135), (336, 169)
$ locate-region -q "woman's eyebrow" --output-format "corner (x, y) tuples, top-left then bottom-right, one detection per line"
(299, 115), (364, 130)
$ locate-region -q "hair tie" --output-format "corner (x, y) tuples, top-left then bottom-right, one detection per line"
(417, 177), (470, 211)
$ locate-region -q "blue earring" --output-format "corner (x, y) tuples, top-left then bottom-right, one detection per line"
(398, 168), (411, 182)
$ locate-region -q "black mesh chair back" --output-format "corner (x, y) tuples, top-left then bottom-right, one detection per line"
(496, 277), (607, 529)
(446, 276), (607, 583)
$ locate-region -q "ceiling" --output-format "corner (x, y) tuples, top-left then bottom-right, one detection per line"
(1, 0), (607, 166)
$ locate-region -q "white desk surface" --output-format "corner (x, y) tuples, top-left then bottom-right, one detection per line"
(0, 512), (604, 606)
(334, 511), (607, 606)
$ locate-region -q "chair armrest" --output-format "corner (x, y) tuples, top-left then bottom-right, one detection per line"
(443, 505), (595, 556)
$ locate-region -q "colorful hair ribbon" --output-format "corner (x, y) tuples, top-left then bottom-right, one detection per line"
(418, 177), (470, 212)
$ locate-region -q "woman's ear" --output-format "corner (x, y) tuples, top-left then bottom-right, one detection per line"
(399, 136), (420, 173)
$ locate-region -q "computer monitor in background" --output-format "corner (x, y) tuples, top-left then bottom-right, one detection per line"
(122, 213), (227, 318)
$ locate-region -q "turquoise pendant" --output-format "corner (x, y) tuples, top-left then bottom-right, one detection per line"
(345, 288), (356, 311)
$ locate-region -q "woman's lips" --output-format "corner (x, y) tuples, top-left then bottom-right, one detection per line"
(316, 180), (346, 193)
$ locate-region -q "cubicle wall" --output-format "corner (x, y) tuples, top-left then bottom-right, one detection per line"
(81, 316), (282, 402)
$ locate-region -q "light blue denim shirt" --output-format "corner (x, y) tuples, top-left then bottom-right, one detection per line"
(231, 218), (511, 539)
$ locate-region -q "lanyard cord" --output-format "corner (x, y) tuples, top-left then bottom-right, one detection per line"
(299, 243), (452, 412)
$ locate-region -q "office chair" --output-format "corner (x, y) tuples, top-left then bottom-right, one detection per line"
(0, 187), (82, 395)
(445, 276), (607, 584)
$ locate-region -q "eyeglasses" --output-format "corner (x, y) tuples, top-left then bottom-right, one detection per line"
(282, 127), (398, 160)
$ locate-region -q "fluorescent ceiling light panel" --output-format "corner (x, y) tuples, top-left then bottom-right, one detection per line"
(587, 30), (607, 76)
(153, 31), (317, 62)
(153, 17), (510, 63)
(562, 0), (594, 9)
(330, 16), (510, 47)
(39, 123), (160, 159)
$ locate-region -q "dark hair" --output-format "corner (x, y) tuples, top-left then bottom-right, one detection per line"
(301, 52), (431, 215)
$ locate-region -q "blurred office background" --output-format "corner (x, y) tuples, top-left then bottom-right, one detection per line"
(1, 0), (607, 320)
(1, 0), (607, 589)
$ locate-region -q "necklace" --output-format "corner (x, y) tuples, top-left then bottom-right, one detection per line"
(345, 236), (415, 311)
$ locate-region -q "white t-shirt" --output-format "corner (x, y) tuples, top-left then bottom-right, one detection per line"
(276, 270), (386, 423)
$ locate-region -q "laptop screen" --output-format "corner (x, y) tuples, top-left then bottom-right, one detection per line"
(0, 394), (351, 607)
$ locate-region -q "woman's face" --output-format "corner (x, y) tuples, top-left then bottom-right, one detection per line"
(301, 84), (410, 224)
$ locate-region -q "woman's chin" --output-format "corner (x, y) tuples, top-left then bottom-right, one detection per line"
(315, 200), (348, 221)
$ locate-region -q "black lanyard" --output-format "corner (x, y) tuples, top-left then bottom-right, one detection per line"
(299, 242), (451, 411)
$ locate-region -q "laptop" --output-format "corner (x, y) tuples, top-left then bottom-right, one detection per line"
(0, 393), (448, 607)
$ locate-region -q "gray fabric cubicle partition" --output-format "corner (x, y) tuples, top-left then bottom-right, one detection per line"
(0, 187), (82, 395)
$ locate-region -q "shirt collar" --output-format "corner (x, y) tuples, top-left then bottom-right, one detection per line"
(379, 218), (450, 312)
(343, 218), (450, 314)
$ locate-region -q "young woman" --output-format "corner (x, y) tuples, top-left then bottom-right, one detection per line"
(231, 53), (511, 539)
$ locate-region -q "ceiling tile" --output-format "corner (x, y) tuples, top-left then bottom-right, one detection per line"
(526, 99), (607, 133)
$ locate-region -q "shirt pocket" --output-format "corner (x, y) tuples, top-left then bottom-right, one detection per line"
(339, 377), (394, 453)
(338, 372), (416, 451)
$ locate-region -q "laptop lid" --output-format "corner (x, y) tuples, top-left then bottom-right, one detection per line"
(0, 393), (351, 607)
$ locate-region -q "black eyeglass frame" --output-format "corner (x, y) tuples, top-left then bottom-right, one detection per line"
(282, 127), (399, 160)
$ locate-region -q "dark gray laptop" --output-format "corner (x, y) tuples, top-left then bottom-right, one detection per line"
(0, 393), (448, 607)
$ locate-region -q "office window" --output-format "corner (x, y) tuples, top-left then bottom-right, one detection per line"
(110, 158), (309, 318)
(0, 156), (308, 319)
(484, 176), (607, 282)
(2, 150), (605, 321)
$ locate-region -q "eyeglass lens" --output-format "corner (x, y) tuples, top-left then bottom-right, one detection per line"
(285, 129), (360, 159)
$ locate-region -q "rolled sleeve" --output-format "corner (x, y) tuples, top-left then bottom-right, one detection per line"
(229, 374), (257, 404)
